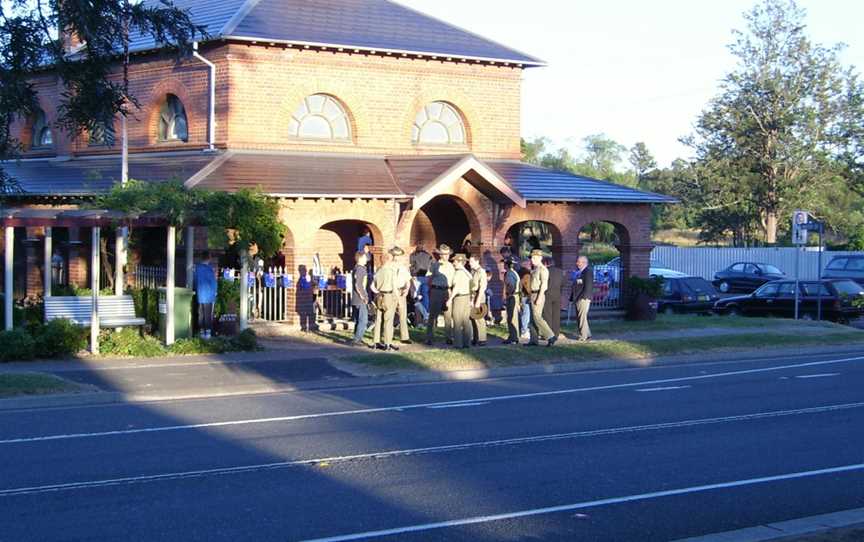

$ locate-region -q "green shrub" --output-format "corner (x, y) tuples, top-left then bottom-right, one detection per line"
(35, 319), (87, 358)
(169, 337), (229, 355)
(0, 329), (36, 362)
(215, 279), (240, 319)
(130, 287), (160, 331)
(100, 328), (167, 358)
(232, 328), (258, 351)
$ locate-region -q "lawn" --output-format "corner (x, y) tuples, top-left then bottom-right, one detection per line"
(0, 373), (84, 398)
(333, 314), (864, 372)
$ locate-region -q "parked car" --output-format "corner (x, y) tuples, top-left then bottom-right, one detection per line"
(713, 262), (785, 293)
(823, 255), (864, 286)
(601, 256), (682, 284)
(658, 276), (720, 315)
(713, 279), (864, 322)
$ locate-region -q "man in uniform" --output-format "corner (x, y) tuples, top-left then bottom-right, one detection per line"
(468, 255), (488, 346)
(502, 256), (521, 345)
(527, 249), (557, 347)
(371, 252), (398, 351)
(391, 246), (412, 344)
(426, 244), (455, 346)
(542, 256), (564, 338)
(449, 254), (474, 349)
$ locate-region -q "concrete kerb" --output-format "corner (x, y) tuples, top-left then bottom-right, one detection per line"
(673, 508), (864, 542)
(2, 344), (864, 411)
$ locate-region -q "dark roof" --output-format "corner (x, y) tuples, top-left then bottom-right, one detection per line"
(188, 151), (406, 197)
(130, 0), (542, 65)
(2, 152), (673, 205)
(487, 161), (677, 204)
(1, 152), (217, 197)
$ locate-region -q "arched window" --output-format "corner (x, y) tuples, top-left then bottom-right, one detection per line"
(89, 119), (115, 147)
(288, 94), (351, 140)
(31, 109), (53, 148)
(412, 102), (466, 145)
(158, 94), (188, 142)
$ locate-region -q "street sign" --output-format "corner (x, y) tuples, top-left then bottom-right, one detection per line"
(792, 210), (809, 245)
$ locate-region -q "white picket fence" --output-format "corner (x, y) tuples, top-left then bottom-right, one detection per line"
(652, 246), (863, 281)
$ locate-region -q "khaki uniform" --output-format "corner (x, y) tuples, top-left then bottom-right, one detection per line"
(529, 264), (554, 343)
(427, 260), (455, 343)
(504, 268), (521, 343)
(451, 267), (473, 348)
(470, 267), (488, 344)
(372, 262), (397, 346)
(394, 263), (411, 341)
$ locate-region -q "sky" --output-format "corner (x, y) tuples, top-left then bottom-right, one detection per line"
(402, 0), (864, 168)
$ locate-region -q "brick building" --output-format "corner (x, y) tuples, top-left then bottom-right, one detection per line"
(3, 0), (671, 322)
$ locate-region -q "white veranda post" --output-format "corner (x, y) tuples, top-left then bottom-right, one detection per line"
(166, 226), (176, 345)
(90, 226), (101, 354)
(240, 250), (249, 330)
(115, 227), (126, 296)
(4, 226), (13, 331)
(43, 227), (52, 298)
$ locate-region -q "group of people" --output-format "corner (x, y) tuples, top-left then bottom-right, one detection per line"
(349, 239), (595, 351)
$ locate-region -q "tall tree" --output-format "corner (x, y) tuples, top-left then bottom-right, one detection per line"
(686, 0), (862, 244)
(580, 133), (627, 180)
(0, 0), (205, 191)
(629, 142), (657, 190)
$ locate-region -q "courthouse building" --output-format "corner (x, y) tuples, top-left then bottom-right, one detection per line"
(3, 0), (671, 322)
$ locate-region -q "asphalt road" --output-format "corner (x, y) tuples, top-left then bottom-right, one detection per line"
(2, 351), (864, 541)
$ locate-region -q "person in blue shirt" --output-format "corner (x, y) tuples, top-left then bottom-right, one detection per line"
(357, 228), (373, 252)
(194, 251), (218, 339)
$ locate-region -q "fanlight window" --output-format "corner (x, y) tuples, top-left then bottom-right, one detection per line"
(158, 94), (188, 142)
(32, 109), (53, 148)
(288, 94), (351, 140)
(412, 102), (466, 145)
(89, 119), (115, 147)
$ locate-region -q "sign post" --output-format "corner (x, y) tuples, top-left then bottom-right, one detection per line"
(792, 211), (809, 320)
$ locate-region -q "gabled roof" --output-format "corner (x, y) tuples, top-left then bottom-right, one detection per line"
(487, 161), (678, 204)
(129, 0), (543, 66)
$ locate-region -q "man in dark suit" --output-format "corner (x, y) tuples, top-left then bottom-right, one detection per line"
(542, 257), (563, 338)
(570, 255), (594, 342)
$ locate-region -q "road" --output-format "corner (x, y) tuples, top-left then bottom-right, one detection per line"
(2, 351), (864, 541)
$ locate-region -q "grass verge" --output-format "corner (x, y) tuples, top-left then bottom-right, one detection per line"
(0, 373), (83, 398)
(342, 330), (864, 372)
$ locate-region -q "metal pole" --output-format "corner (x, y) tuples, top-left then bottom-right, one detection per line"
(166, 226), (176, 345)
(4, 226), (14, 330)
(90, 227), (100, 354)
(185, 226), (195, 289)
(817, 224), (823, 321)
(794, 246), (800, 320)
(239, 250), (249, 330)
(43, 227), (52, 298)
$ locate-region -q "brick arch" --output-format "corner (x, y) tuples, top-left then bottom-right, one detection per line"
(502, 220), (564, 263)
(142, 78), (197, 146)
(279, 86), (362, 145)
(408, 194), (485, 256)
(575, 219), (632, 248)
(402, 86), (477, 150)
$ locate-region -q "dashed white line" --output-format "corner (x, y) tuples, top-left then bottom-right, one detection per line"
(794, 373), (841, 379)
(636, 386), (692, 392)
(2, 355), (863, 446)
(2, 401), (862, 498)
(427, 402), (490, 409)
(299, 463), (864, 542)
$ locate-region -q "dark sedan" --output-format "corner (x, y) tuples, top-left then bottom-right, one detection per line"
(713, 279), (864, 322)
(713, 262), (785, 293)
(823, 255), (864, 286)
(658, 276), (720, 315)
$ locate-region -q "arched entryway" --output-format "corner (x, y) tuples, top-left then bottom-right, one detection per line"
(504, 220), (563, 265)
(314, 220), (381, 274)
(578, 221), (632, 308)
(410, 195), (481, 255)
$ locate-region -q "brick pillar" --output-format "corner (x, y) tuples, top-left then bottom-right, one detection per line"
(67, 227), (88, 288)
(620, 244), (654, 280)
(24, 228), (43, 299)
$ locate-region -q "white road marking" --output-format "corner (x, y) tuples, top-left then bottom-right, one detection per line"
(636, 386), (692, 392)
(3, 355), (863, 445)
(1, 401), (862, 498)
(299, 463), (864, 542)
(427, 402), (489, 409)
(794, 373), (841, 379)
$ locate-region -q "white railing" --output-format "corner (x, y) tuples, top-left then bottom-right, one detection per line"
(652, 246), (863, 281)
(128, 264), (167, 290)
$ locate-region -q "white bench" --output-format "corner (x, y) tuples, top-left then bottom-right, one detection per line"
(44, 296), (146, 328)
